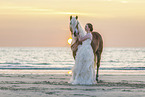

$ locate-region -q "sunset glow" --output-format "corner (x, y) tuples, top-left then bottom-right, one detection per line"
(0, 0), (145, 47)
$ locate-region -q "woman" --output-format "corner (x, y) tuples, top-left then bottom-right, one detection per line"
(70, 23), (96, 85)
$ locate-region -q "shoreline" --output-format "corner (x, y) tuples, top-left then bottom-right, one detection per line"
(0, 70), (144, 75)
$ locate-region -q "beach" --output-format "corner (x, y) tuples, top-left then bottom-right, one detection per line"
(0, 70), (145, 97)
(0, 47), (145, 96)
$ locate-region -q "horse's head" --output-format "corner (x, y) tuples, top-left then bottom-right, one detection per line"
(69, 16), (79, 37)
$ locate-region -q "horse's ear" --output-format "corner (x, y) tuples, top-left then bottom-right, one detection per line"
(76, 16), (78, 19)
(70, 16), (72, 20)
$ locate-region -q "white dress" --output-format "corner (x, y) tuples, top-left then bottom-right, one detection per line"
(70, 33), (96, 85)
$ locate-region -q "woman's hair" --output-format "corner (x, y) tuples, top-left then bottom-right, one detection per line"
(86, 23), (93, 32)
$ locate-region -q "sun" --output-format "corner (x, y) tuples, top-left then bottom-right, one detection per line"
(68, 71), (72, 74)
(68, 37), (72, 45)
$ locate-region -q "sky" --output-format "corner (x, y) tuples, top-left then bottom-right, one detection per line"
(0, 0), (145, 47)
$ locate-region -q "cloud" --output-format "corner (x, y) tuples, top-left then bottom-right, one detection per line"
(106, 0), (112, 1)
(120, 0), (128, 3)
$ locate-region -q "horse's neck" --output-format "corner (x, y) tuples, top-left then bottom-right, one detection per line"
(78, 23), (86, 37)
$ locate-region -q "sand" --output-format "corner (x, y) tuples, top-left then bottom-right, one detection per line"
(0, 70), (145, 97)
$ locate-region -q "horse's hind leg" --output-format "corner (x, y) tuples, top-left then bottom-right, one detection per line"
(94, 54), (97, 69)
(96, 50), (102, 82)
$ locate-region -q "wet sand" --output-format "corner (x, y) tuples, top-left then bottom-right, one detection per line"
(0, 70), (145, 97)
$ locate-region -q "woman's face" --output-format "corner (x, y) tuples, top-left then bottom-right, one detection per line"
(85, 24), (90, 32)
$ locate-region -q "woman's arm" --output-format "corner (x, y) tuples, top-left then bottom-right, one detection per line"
(77, 33), (92, 42)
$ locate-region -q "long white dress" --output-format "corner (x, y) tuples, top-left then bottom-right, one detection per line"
(70, 33), (96, 85)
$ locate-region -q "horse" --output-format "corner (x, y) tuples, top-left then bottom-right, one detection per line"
(69, 16), (103, 81)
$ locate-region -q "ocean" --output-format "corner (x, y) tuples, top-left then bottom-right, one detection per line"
(0, 47), (145, 71)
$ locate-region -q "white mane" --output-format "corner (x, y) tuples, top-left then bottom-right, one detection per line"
(77, 21), (87, 37)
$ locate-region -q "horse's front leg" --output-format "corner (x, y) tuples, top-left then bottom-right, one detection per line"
(71, 42), (79, 59)
(72, 50), (77, 59)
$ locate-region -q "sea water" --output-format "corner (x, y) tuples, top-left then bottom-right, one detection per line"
(0, 47), (145, 71)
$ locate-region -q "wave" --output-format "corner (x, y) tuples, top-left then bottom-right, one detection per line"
(101, 61), (145, 63)
(0, 63), (52, 65)
(0, 67), (71, 70)
(0, 63), (21, 65)
(0, 62), (73, 65)
(0, 67), (144, 70)
(100, 67), (145, 70)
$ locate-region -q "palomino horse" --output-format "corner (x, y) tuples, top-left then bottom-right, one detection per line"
(69, 16), (103, 81)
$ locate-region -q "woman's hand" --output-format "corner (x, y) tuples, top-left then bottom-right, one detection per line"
(76, 34), (81, 42)
(71, 42), (78, 51)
